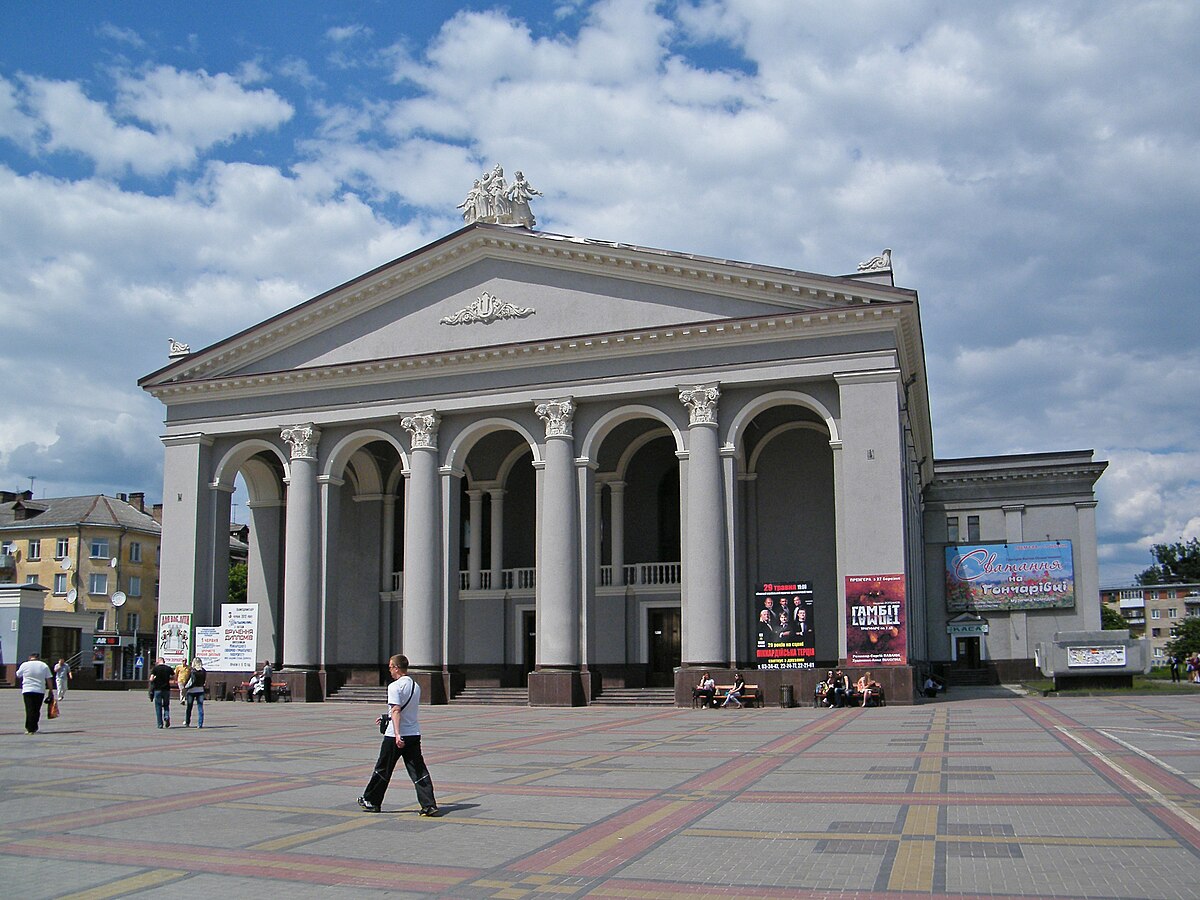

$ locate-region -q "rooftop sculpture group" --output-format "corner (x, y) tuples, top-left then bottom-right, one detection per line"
(458, 165), (541, 228)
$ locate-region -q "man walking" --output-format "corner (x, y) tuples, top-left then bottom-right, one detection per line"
(149, 656), (174, 728)
(261, 659), (274, 703)
(358, 654), (439, 816)
(16, 653), (55, 734)
(54, 658), (71, 699)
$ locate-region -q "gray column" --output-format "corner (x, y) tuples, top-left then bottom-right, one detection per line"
(401, 412), (442, 669)
(281, 423), (321, 668)
(317, 475), (343, 668)
(158, 434), (214, 617)
(535, 398), (580, 668)
(489, 489), (505, 589)
(679, 384), (727, 667)
(207, 483), (233, 627)
(380, 494), (397, 663)
(467, 489), (484, 589)
(609, 481), (626, 586)
(246, 498), (284, 666)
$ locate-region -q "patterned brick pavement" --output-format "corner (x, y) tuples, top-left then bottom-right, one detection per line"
(2, 690), (1199, 898)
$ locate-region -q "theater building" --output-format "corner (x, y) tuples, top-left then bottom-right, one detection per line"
(140, 180), (1105, 704)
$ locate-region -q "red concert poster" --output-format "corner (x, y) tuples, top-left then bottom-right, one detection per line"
(845, 573), (907, 666)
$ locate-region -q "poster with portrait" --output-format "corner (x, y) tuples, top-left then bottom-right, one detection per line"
(157, 613), (192, 666)
(754, 581), (816, 669)
(845, 574), (907, 667)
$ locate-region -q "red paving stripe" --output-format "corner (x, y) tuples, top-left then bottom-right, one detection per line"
(1, 834), (479, 890)
(738, 791), (1129, 806)
(510, 797), (717, 876)
(588, 878), (1025, 899)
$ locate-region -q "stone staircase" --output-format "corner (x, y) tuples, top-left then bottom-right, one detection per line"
(946, 667), (995, 687)
(325, 684), (386, 703)
(451, 686), (529, 706)
(589, 687), (676, 707)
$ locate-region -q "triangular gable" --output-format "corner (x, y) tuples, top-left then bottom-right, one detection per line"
(141, 224), (916, 387)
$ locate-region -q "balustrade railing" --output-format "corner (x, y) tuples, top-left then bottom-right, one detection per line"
(399, 561), (681, 595)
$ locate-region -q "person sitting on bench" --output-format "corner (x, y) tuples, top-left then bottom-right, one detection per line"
(694, 671), (716, 708)
(722, 672), (746, 708)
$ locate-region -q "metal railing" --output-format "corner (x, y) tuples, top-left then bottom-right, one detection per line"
(397, 561), (682, 595)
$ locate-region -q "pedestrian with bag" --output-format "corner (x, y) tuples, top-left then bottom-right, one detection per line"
(184, 657), (207, 728)
(358, 654), (439, 816)
(54, 658), (71, 700)
(16, 653), (55, 735)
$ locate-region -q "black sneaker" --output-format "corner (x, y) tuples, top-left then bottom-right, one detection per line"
(419, 806), (440, 817)
(357, 796), (380, 813)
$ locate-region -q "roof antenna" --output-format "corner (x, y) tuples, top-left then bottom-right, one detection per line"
(27, 476), (36, 497)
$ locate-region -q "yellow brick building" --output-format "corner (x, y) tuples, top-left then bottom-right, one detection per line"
(1, 490), (161, 680)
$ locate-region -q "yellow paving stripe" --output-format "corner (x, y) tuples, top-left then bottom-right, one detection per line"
(220, 799), (578, 831)
(51, 869), (187, 900)
(543, 800), (692, 875)
(249, 815), (382, 851)
(682, 827), (1178, 849)
(888, 839), (936, 892)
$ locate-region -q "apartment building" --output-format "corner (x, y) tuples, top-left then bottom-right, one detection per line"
(1100, 582), (1200, 664)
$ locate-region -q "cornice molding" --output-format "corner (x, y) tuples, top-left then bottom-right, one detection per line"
(144, 304), (914, 405)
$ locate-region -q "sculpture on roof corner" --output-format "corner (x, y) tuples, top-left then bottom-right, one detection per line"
(167, 338), (190, 358)
(857, 248), (892, 272)
(458, 165), (542, 228)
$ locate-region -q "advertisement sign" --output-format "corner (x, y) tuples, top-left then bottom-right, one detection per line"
(845, 574), (907, 667)
(754, 582), (815, 669)
(195, 626), (223, 669)
(157, 613), (191, 666)
(220, 604), (258, 672)
(945, 541), (1075, 612)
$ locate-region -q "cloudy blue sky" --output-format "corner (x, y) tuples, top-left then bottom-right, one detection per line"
(1, 1), (1197, 585)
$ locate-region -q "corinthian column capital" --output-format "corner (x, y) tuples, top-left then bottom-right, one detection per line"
(401, 411), (440, 450)
(535, 397), (575, 439)
(281, 423), (321, 459)
(679, 383), (720, 426)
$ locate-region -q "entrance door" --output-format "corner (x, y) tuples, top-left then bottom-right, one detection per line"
(955, 635), (981, 668)
(647, 608), (681, 687)
(521, 611), (536, 687)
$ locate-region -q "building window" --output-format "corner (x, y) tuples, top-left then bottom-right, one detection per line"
(129, 541), (142, 563)
(947, 516), (960, 543)
(1119, 589), (1142, 600)
(1151, 609), (1161, 620)
(53, 573), (67, 594)
(1154, 647), (1164, 658)
(56, 537), (69, 559)
(90, 538), (109, 559)
(1168, 590), (1178, 599)
(0, 540), (13, 556)
(126, 612), (140, 633)
(27, 539), (41, 560)
(1152, 628), (1161, 637)
(26, 574), (38, 584)
(1168, 608), (1178, 618)
(129, 575), (142, 597)
(967, 515), (981, 542)
(89, 572), (108, 595)
(96, 612), (106, 632)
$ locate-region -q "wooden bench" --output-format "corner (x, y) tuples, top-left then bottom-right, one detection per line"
(814, 685), (887, 708)
(233, 681), (292, 702)
(713, 684), (762, 708)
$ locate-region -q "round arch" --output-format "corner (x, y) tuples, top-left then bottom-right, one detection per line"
(724, 391), (840, 470)
(444, 417), (541, 473)
(322, 429), (407, 485)
(212, 439), (289, 500)
(747, 422), (833, 473)
(579, 404), (686, 463)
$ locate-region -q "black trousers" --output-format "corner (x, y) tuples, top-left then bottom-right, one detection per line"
(23, 692), (45, 733)
(363, 735), (436, 810)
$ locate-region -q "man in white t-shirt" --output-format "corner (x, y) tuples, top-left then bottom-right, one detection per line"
(358, 654), (439, 816)
(16, 653), (55, 734)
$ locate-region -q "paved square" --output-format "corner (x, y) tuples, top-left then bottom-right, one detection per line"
(2, 690), (1199, 898)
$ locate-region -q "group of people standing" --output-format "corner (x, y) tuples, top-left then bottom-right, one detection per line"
(816, 669), (883, 708)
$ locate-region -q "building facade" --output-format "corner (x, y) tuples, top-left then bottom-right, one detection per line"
(1101, 583), (1200, 664)
(140, 209), (1105, 704)
(0, 491), (161, 680)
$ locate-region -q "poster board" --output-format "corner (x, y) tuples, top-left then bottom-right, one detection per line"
(220, 604), (258, 672)
(845, 574), (907, 667)
(157, 613), (192, 666)
(754, 581), (816, 669)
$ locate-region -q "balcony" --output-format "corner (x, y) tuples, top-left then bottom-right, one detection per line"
(390, 561), (683, 594)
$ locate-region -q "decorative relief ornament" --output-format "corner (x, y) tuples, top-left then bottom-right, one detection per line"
(535, 398), (575, 439)
(857, 248), (892, 272)
(440, 291), (535, 326)
(401, 411), (440, 450)
(679, 384), (720, 426)
(281, 423), (321, 459)
(457, 165), (542, 228)
(167, 338), (191, 357)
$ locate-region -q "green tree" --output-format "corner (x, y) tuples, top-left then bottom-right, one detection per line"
(228, 562), (248, 603)
(1136, 537), (1200, 585)
(1100, 604), (1127, 630)
(1164, 617), (1200, 660)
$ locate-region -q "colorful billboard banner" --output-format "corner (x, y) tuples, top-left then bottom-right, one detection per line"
(754, 581), (815, 669)
(945, 541), (1075, 612)
(845, 574), (907, 667)
(157, 613), (192, 666)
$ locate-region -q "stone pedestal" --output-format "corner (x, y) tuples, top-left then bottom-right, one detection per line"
(409, 668), (449, 704)
(1037, 630), (1149, 690)
(529, 669), (585, 706)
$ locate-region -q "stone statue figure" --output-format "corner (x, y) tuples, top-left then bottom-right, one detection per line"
(506, 171), (542, 228)
(458, 165), (540, 228)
